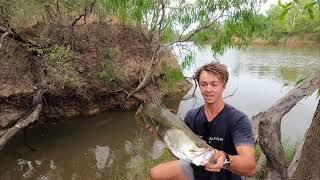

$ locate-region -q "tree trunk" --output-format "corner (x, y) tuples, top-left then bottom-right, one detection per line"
(252, 73), (320, 180)
(289, 99), (320, 180)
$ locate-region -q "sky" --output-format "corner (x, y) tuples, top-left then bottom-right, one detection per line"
(260, 0), (290, 13)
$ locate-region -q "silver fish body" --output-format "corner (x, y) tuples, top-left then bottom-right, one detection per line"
(135, 100), (216, 166)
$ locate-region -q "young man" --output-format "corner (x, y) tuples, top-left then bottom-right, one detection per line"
(150, 62), (256, 180)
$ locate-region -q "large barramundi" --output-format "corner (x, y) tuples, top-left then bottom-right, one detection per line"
(135, 98), (217, 166)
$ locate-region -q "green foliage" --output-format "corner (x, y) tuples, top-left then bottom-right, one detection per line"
(295, 75), (311, 85)
(0, 0), (97, 26)
(98, 0), (261, 56)
(97, 47), (120, 86)
(282, 141), (297, 165)
(160, 29), (175, 43)
(1, 0), (263, 56)
(278, 0), (319, 19)
(162, 66), (184, 92)
(180, 53), (194, 70)
(211, 11), (265, 55)
(255, 142), (297, 179)
(254, 145), (267, 180)
(44, 44), (82, 87)
(258, 0), (320, 44)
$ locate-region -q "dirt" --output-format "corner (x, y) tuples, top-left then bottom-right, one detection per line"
(0, 20), (191, 129)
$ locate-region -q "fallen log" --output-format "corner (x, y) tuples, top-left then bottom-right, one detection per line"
(0, 104), (42, 150)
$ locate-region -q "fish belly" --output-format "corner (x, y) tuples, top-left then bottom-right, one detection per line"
(163, 129), (214, 166)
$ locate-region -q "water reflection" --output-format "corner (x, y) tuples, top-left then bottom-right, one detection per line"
(0, 111), (138, 179)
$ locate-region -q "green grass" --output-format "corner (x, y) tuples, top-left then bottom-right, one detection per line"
(255, 142), (297, 179)
(97, 47), (120, 86)
(162, 66), (184, 93)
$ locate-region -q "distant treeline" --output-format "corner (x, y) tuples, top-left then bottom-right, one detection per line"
(256, 1), (320, 44)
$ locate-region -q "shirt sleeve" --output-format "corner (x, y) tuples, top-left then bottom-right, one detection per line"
(184, 110), (192, 128)
(231, 115), (254, 147)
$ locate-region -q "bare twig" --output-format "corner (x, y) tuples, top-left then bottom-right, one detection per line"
(0, 31), (9, 49)
(182, 79), (198, 101)
(158, 0), (166, 38)
(223, 79), (239, 99)
(71, 0), (96, 27)
(0, 26), (40, 48)
(127, 44), (161, 99)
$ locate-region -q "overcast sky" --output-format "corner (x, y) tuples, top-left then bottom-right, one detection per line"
(260, 0), (291, 13)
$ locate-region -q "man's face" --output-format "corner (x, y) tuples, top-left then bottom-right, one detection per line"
(198, 71), (225, 105)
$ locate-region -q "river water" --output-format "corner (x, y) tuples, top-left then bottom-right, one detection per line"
(0, 46), (319, 179)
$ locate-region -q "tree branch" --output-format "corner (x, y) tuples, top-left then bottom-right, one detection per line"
(158, 0), (166, 38)
(0, 31), (9, 49)
(251, 73), (320, 179)
(0, 104), (42, 151)
(127, 44), (161, 99)
(0, 26), (40, 48)
(71, 0), (96, 27)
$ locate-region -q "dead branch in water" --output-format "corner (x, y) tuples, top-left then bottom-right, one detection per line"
(0, 104), (42, 150)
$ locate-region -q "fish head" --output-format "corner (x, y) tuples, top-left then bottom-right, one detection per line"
(135, 103), (166, 136)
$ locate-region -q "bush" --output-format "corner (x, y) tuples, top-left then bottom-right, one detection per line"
(162, 66), (184, 92)
(44, 44), (83, 88)
(97, 47), (120, 86)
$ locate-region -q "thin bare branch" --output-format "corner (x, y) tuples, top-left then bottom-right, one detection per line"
(0, 31), (9, 49)
(127, 44), (161, 99)
(223, 79), (239, 99)
(158, 0), (166, 38)
(71, 0), (96, 27)
(0, 26), (40, 48)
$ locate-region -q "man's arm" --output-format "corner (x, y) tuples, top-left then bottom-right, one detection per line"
(205, 113), (256, 176)
(204, 145), (256, 176)
(227, 145), (256, 176)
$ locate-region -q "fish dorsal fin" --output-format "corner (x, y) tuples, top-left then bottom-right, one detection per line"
(150, 95), (164, 108)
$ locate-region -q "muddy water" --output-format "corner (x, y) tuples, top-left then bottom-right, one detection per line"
(0, 112), (140, 179)
(0, 46), (319, 179)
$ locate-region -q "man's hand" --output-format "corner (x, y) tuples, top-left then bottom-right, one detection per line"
(204, 150), (226, 172)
